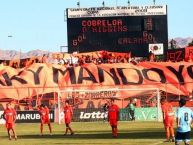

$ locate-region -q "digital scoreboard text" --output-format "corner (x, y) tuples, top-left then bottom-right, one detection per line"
(67, 5), (168, 57)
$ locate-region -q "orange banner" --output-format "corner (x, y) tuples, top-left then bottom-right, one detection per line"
(0, 62), (193, 100)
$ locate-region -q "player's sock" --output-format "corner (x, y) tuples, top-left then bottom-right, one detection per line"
(112, 127), (115, 137)
(69, 128), (74, 135)
(14, 135), (17, 140)
(170, 127), (175, 142)
(9, 135), (12, 140)
(166, 128), (170, 141)
(40, 125), (43, 136)
(175, 141), (180, 145)
(115, 127), (118, 137)
(64, 128), (69, 135)
(112, 127), (116, 137)
(171, 136), (175, 142)
(8, 130), (12, 140)
(48, 124), (52, 134)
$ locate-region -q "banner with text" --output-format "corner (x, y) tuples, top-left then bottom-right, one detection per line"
(166, 48), (185, 62)
(0, 62), (193, 100)
(67, 5), (167, 18)
(0, 110), (55, 124)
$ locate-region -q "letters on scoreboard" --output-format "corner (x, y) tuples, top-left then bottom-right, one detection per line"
(67, 5), (168, 57)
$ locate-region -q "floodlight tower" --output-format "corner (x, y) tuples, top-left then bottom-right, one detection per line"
(128, 0), (130, 6)
(77, 0), (80, 8)
(153, 0), (155, 5)
(102, 1), (105, 7)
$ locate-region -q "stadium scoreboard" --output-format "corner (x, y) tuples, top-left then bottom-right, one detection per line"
(67, 5), (168, 57)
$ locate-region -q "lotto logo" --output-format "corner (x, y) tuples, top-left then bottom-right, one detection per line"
(80, 111), (107, 119)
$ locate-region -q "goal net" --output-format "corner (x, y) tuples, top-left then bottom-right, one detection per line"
(55, 88), (162, 124)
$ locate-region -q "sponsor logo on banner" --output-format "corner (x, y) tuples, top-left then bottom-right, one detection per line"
(79, 111), (107, 119)
(135, 108), (158, 121)
(15, 111), (55, 123)
(59, 109), (108, 122)
(0, 111), (5, 124)
(149, 43), (164, 55)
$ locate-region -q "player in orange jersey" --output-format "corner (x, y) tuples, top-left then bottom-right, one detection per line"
(39, 104), (52, 135)
(64, 100), (74, 135)
(160, 97), (175, 142)
(3, 103), (17, 140)
(108, 99), (119, 138)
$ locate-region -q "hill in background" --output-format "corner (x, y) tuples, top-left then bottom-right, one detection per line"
(0, 37), (192, 60)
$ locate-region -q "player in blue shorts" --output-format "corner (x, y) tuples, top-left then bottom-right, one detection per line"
(175, 98), (193, 145)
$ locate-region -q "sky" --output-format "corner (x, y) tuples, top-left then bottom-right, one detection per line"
(0, 0), (193, 53)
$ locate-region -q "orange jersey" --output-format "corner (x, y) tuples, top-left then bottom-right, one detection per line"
(3, 108), (16, 123)
(161, 102), (174, 119)
(64, 106), (73, 119)
(108, 104), (119, 120)
(39, 108), (49, 120)
(45, 107), (50, 119)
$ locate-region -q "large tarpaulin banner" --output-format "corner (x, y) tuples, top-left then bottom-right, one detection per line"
(0, 62), (193, 100)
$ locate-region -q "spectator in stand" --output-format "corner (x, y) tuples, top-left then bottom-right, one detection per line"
(149, 100), (156, 107)
(86, 98), (95, 109)
(12, 62), (19, 69)
(78, 56), (84, 66)
(135, 98), (141, 108)
(25, 58), (33, 67)
(58, 58), (65, 65)
(52, 54), (59, 65)
(3, 60), (8, 66)
(187, 55), (193, 62)
(100, 50), (108, 63)
(130, 57), (138, 65)
(149, 51), (155, 62)
(42, 54), (48, 63)
(34, 58), (40, 63)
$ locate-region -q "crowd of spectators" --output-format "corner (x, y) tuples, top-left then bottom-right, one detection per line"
(0, 50), (192, 69)
(47, 51), (159, 67)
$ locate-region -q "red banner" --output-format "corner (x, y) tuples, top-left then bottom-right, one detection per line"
(167, 48), (185, 62)
(0, 62), (193, 100)
(185, 46), (193, 61)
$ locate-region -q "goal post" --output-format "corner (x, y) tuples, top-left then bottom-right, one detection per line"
(56, 87), (162, 124)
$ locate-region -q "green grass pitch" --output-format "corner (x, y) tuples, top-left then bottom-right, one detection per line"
(0, 121), (193, 145)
